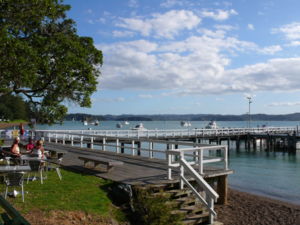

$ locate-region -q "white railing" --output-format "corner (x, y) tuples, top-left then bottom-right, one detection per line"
(24, 129), (227, 224)
(33, 126), (296, 139)
(167, 145), (228, 224)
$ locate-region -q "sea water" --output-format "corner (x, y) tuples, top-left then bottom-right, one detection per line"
(35, 120), (300, 205)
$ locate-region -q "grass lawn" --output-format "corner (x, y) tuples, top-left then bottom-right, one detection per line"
(1, 169), (128, 225)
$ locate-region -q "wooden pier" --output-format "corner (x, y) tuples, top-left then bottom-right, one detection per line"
(35, 126), (300, 153)
(1, 126), (298, 224)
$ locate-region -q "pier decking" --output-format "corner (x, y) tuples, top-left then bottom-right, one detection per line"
(1, 126), (298, 224)
(44, 142), (233, 185)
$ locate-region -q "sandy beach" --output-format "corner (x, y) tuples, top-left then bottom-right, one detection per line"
(215, 189), (300, 225)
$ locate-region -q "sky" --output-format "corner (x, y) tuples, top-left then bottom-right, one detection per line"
(64, 0), (300, 115)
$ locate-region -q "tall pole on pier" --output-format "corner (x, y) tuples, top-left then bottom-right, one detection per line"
(247, 97), (252, 128)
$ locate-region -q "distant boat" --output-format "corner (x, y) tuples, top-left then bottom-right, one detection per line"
(83, 120), (88, 126)
(205, 121), (218, 129)
(124, 121), (130, 125)
(94, 120), (99, 126)
(116, 123), (123, 128)
(181, 121), (191, 127)
(132, 123), (147, 130)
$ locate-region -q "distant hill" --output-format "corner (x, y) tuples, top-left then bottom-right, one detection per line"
(65, 113), (300, 121)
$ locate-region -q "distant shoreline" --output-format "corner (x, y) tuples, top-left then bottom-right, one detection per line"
(66, 112), (300, 122)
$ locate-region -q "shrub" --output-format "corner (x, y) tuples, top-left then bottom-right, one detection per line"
(132, 188), (183, 225)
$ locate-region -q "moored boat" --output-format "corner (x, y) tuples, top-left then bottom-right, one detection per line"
(205, 120), (218, 129)
(180, 121), (191, 127)
(132, 123), (147, 130)
(116, 123), (123, 128)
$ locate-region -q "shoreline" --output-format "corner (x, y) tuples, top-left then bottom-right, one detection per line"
(229, 185), (300, 206)
(215, 188), (300, 225)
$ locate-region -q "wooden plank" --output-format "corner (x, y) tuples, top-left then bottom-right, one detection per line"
(44, 142), (233, 185)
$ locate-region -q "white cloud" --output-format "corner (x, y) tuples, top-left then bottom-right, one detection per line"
(128, 0), (138, 8)
(247, 24), (254, 30)
(86, 9), (93, 14)
(258, 45), (282, 55)
(214, 24), (236, 31)
(92, 97), (125, 103)
(201, 9), (238, 21)
(97, 18), (106, 24)
(160, 0), (185, 8)
(97, 20), (290, 97)
(268, 102), (300, 107)
(87, 19), (94, 24)
(117, 10), (201, 39)
(112, 30), (135, 38)
(289, 41), (300, 46)
(272, 22), (300, 43)
(99, 33), (300, 94)
(138, 94), (153, 98)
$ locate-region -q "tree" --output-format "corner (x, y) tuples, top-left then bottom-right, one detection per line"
(0, 0), (103, 124)
(0, 94), (29, 120)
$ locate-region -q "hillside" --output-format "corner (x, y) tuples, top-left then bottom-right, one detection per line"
(65, 113), (300, 121)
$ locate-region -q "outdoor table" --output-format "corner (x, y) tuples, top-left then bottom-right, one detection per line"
(0, 165), (31, 198)
(0, 165), (31, 173)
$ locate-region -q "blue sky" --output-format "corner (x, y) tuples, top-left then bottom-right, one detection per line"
(65, 0), (300, 115)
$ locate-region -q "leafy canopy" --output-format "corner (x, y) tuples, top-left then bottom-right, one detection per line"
(0, 0), (103, 124)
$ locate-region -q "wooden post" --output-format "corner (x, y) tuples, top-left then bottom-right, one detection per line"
(217, 175), (228, 205)
(259, 138), (263, 150)
(236, 137), (240, 152)
(149, 142), (153, 158)
(121, 142), (125, 153)
(116, 139), (120, 153)
(80, 135), (83, 148)
(90, 137), (94, 149)
(102, 138), (106, 151)
(137, 142), (141, 156)
(131, 140), (135, 156)
(253, 138), (257, 151)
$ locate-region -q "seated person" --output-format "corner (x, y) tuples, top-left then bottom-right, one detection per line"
(10, 136), (22, 158)
(26, 138), (35, 153)
(31, 140), (45, 159)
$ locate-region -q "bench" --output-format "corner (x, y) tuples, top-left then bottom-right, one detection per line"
(78, 156), (123, 172)
(44, 146), (67, 159)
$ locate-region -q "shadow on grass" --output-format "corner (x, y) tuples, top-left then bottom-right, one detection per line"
(100, 181), (139, 225)
(60, 164), (137, 224)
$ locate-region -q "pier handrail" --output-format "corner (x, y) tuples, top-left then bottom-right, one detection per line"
(166, 147), (220, 224)
(180, 157), (218, 224)
(29, 126), (297, 139)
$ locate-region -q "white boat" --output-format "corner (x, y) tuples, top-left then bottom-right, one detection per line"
(180, 121), (191, 127)
(94, 120), (99, 126)
(83, 120), (88, 126)
(132, 123), (147, 130)
(205, 121), (218, 129)
(124, 121), (130, 125)
(116, 123), (123, 128)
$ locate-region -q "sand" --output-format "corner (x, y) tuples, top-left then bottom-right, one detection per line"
(215, 189), (300, 225)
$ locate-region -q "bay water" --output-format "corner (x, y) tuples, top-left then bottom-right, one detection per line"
(36, 120), (300, 205)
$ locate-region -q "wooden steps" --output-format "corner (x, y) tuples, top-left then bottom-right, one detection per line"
(142, 184), (223, 225)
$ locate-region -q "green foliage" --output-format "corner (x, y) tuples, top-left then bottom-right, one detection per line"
(0, 94), (29, 120)
(0, 0), (103, 124)
(133, 189), (183, 225)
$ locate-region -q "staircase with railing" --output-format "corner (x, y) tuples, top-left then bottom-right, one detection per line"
(167, 146), (228, 224)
